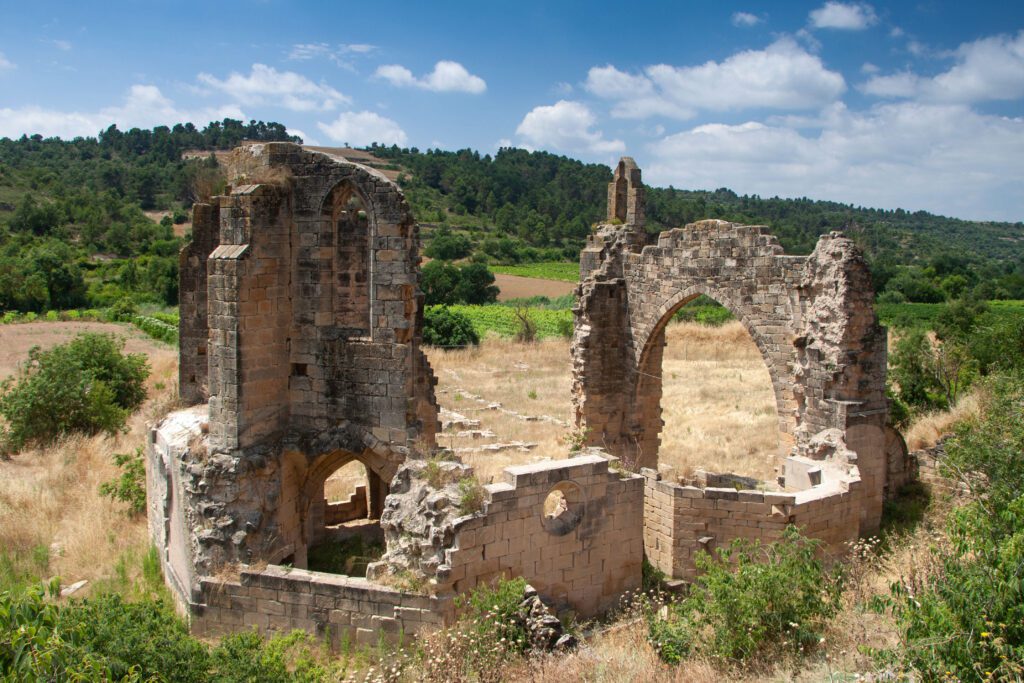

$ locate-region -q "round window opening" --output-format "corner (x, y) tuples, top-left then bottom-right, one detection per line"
(541, 481), (583, 536)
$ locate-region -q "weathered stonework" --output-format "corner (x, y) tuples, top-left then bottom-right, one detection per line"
(573, 159), (906, 578)
(149, 144), (647, 645)
(152, 148), (910, 645)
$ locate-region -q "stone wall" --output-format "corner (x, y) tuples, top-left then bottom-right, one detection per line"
(572, 159), (892, 547)
(642, 465), (862, 579)
(451, 455), (644, 618)
(193, 565), (454, 649)
(179, 202), (219, 405)
(370, 453), (644, 620)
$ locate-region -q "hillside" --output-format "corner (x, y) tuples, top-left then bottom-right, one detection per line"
(0, 122), (1021, 312)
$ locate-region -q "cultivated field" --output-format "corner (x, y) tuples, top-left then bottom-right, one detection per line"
(493, 272), (577, 301)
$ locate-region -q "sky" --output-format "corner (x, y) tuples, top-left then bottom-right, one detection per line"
(0, 1), (1023, 222)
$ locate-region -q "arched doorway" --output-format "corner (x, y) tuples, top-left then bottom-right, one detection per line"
(298, 450), (392, 575)
(635, 294), (783, 482)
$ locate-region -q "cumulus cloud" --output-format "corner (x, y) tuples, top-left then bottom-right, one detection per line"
(374, 60), (486, 94)
(731, 12), (762, 27)
(197, 63), (348, 111)
(809, 2), (878, 30)
(317, 110), (407, 146)
(0, 52), (14, 71)
(585, 38), (845, 119)
(515, 100), (624, 155)
(860, 30), (1024, 103)
(645, 102), (1024, 221)
(0, 84), (244, 139)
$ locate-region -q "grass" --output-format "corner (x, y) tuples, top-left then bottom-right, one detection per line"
(490, 262), (580, 282)
(0, 327), (177, 595)
(306, 536), (384, 577)
(426, 320), (781, 484)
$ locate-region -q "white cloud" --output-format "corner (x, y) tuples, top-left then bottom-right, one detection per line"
(0, 52), (14, 71)
(0, 84), (244, 139)
(515, 100), (624, 155)
(287, 42), (375, 70)
(731, 12), (762, 27)
(197, 63), (348, 111)
(859, 70), (920, 97)
(645, 102), (1024, 221)
(374, 60), (486, 94)
(860, 31), (1024, 103)
(585, 38), (845, 119)
(51, 39), (72, 51)
(809, 2), (878, 30)
(316, 110), (407, 146)
(860, 62), (879, 74)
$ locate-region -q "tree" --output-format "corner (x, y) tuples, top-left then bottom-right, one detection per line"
(0, 334), (149, 455)
(453, 263), (499, 305)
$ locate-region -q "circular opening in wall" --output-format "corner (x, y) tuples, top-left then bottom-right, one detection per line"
(541, 481), (583, 536)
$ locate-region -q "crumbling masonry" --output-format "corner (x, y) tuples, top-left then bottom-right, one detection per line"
(573, 157), (907, 578)
(149, 144), (643, 646)
(148, 147), (908, 647)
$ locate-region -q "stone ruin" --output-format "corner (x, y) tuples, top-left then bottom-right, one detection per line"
(574, 157), (908, 578)
(147, 145), (910, 647)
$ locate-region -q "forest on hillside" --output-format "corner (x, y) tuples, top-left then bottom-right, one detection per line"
(373, 144), (1024, 302)
(0, 121), (1021, 313)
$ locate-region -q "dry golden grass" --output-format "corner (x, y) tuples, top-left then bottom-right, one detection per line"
(426, 321), (780, 483)
(0, 322), (176, 594)
(904, 391), (982, 451)
(659, 322), (779, 482)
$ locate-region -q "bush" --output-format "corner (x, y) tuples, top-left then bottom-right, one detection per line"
(647, 526), (842, 665)
(0, 333), (149, 454)
(457, 476), (487, 515)
(423, 307), (479, 347)
(457, 576), (531, 657)
(879, 374), (1024, 680)
(99, 447), (147, 516)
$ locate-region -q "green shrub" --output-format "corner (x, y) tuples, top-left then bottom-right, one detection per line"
(0, 582), (114, 681)
(423, 307), (479, 347)
(878, 373), (1024, 680)
(647, 526), (842, 665)
(99, 447), (147, 516)
(0, 333), (149, 454)
(457, 576), (531, 656)
(57, 593), (211, 682)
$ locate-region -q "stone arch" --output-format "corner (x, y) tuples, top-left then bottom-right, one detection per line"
(628, 284), (793, 468)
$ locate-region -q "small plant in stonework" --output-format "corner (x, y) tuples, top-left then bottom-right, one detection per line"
(563, 426), (590, 453)
(420, 452), (459, 488)
(457, 476), (487, 515)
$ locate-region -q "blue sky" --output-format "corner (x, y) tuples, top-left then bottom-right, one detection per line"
(1, 1), (1023, 221)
